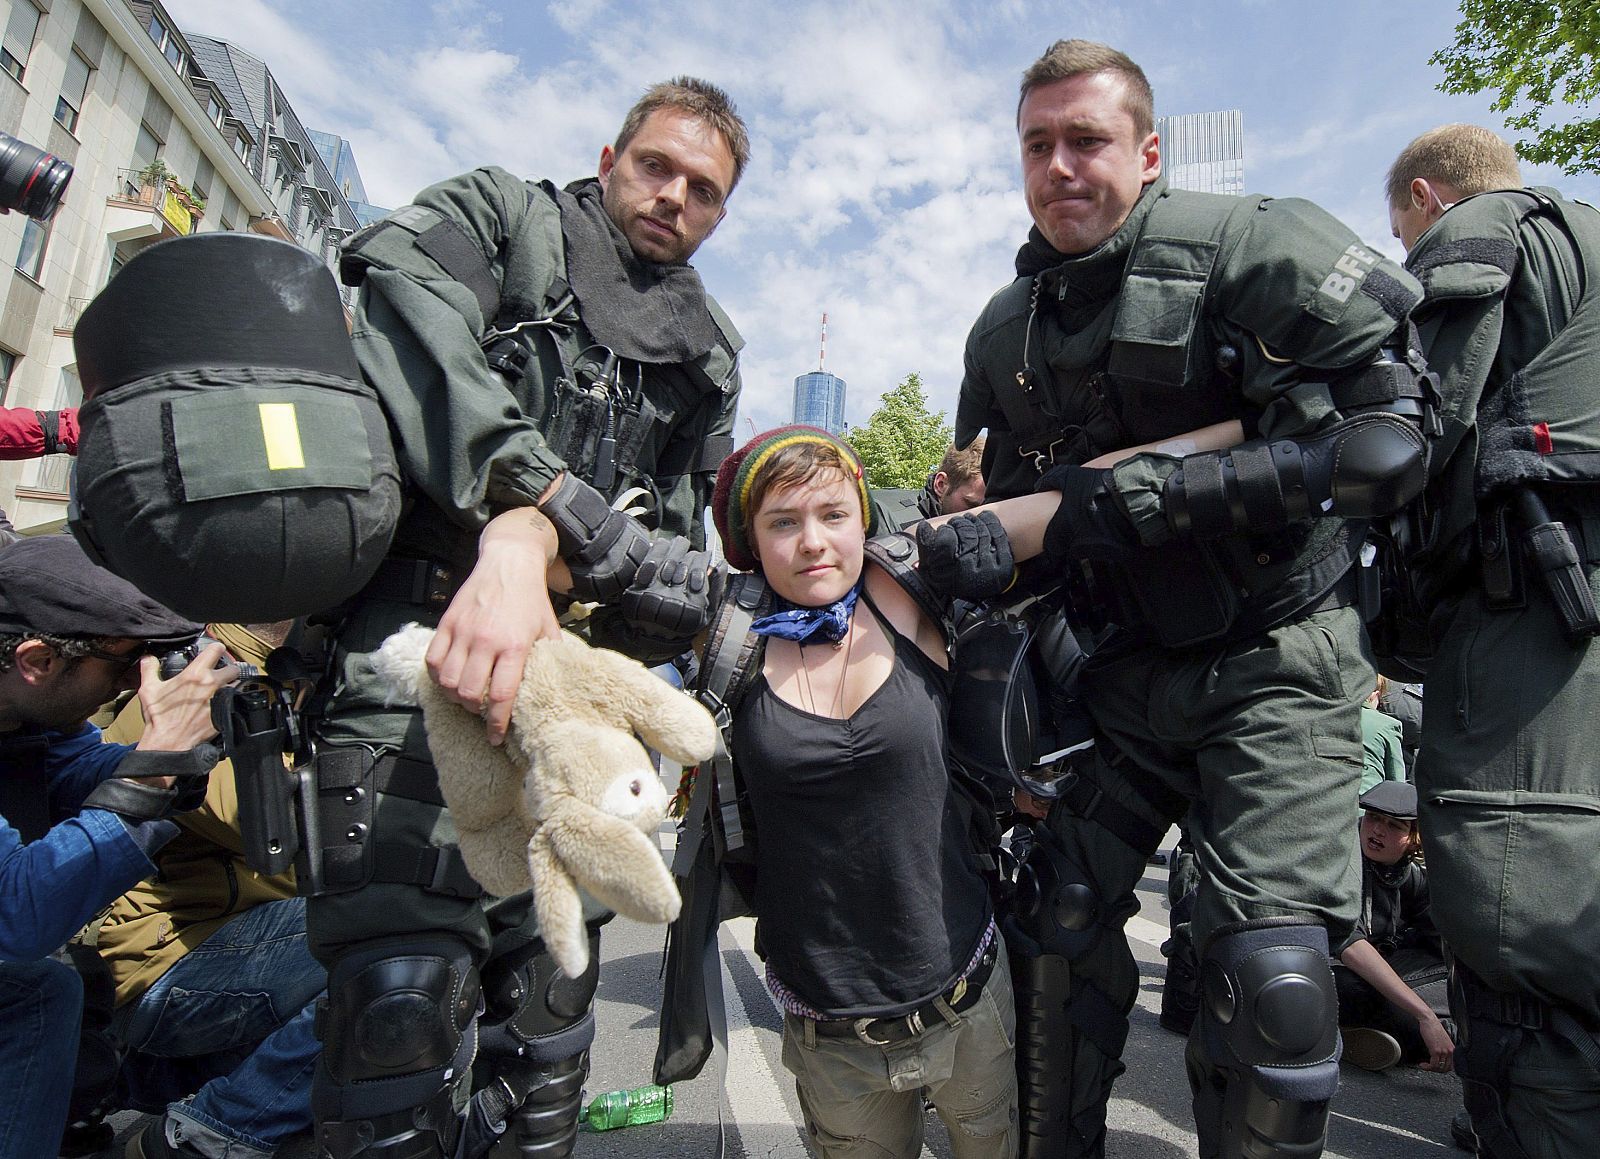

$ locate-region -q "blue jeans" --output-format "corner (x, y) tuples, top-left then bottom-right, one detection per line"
(116, 898), (325, 1159)
(0, 957), (81, 1159)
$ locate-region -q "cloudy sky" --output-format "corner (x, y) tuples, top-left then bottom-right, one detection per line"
(164, 0), (1600, 436)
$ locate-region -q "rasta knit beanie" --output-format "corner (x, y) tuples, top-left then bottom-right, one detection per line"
(712, 425), (874, 571)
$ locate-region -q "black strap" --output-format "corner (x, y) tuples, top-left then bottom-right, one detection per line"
(37, 410), (60, 455)
(658, 434), (736, 476)
(1069, 979), (1131, 1061)
(1232, 442), (1287, 529)
(414, 217), (501, 324)
(361, 557), (464, 609)
(316, 748), (446, 807)
(1055, 769), (1168, 854)
(1410, 237), (1520, 280)
(371, 841), (484, 898)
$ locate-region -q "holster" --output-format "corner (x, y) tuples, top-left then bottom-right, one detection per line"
(1362, 505), (1439, 681)
(215, 683), (304, 879)
(1116, 539), (1240, 648)
(1479, 489), (1600, 640)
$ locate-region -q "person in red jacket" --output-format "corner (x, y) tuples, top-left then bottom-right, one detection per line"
(0, 405), (77, 544)
(0, 404), (77, 459)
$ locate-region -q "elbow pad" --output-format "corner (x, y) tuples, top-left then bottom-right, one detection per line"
(1165, 412), (1428, 537)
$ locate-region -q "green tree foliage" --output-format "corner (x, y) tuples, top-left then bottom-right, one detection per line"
(1431, 2), (1599, 175)
(845, 372), (954, 490)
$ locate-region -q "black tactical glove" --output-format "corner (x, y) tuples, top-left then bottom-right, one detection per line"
(915, 510), (1016, 601)
(622, 537), (722, 643)
(81, 744), (220, 821)
(1037, 465), (1139, 562)
(538, 473), (652, 603)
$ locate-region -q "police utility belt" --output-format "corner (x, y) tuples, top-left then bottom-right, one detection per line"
(1477, 488), (1600, 641)
(806, 938), (998, 1045)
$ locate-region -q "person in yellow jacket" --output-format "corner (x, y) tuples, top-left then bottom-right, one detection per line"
(99, 623), (323, 1159)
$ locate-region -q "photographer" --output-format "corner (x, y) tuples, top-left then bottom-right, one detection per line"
(0, 535), (233, 1158)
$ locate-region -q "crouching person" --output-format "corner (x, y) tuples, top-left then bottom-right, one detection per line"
(0, 536), (232, 1159)
(96, 623), (325, 1159)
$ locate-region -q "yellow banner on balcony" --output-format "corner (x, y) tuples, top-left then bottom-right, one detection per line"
(160, 189), (193, 235)
(258, 403), (306, 470)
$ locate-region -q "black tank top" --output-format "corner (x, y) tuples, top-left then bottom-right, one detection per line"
(731, 594), (990, 1018)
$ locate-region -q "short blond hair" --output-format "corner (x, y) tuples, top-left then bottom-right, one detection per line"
(936, 436), (986, 491)
(1386, 124), (1521, 209)
(1019, 40), (1153, 137)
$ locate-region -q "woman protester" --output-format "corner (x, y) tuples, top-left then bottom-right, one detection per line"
(692, 426), (1019, 1158)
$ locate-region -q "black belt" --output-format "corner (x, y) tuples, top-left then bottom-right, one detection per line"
(361, 556), (465, 609)
(811, 938), (997, 1044)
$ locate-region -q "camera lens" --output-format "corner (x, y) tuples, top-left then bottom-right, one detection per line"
(0, 131), (74, 222)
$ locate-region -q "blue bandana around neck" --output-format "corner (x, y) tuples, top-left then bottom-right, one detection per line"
(750, 581), (863, 645)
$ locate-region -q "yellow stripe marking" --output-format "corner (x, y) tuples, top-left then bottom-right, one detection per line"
(259, 403), (306, 470)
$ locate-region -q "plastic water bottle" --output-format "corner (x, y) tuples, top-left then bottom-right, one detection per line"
(583, 1083), (674, 1130)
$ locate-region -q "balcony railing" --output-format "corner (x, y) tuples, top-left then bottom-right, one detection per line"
(108, 169), (202, 235)
(58, 295), (94, 332)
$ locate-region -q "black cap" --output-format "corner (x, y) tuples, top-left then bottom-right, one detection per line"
(0, 535), (202, 645)
(1358, 780), (1418, 821)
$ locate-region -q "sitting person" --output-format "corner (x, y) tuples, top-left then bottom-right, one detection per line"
(96, 622), (324, 1159)
(692, 426), (1019, 1157)
(1335, 780), (1453, 1073)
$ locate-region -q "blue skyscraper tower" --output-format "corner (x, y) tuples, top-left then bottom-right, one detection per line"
(792, 314), (847, 434)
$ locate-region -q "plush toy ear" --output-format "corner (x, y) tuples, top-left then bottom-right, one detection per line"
(543, 799), (682, 925)
(526, 830), (590, 978)
(586, 647), (721, 764)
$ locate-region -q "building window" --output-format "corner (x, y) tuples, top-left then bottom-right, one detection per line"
(0, 350), (16, 404)
(205, 93), (224, 129)
(127, 122), (162, 197)
(1, 2), (40, 83)
(233, 132), (250, 162)
(15, 215), (49, 280)
(146, 12), (182, 71)
(54, 51), (91, 132)
(191, 155), (214, 205)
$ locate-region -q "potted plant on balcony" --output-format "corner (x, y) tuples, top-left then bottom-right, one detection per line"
(136, 158), (174, 203)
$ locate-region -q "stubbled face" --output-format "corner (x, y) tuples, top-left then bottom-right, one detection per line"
(1360, 809), (1416, 866)
(936, 472), (986, 514)
(598, 108), (735, 265)
(17, 639), (142, 731)
(750, 471), (866, 607)
(1019, 71), (1160, 255)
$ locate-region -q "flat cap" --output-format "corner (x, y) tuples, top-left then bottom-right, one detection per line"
(1358, 780), (1417, 821)
(0, 535), (201, 644)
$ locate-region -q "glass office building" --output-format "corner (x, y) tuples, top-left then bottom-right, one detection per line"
(793, 370), (847, 434)
(1156, 109), (1245, 195)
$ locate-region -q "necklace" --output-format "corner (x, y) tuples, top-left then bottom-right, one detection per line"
(798, 618), (856, 717)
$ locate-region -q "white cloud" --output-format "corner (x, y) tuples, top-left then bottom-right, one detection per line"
(155, 0), (1600, 451)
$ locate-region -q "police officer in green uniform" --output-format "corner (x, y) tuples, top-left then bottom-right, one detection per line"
(308, 79), (748, 1159)
(929, 41), (1436, 1159)
(1383, 123), (1600, 1159)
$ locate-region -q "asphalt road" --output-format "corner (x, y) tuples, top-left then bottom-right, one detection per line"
(104, 829), (1467, 1158)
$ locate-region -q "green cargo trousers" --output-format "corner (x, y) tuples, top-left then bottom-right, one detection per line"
(1420, 564), (1600, 1159)
(1033, 604), (1368, 1157)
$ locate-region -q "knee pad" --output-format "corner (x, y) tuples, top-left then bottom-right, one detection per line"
(1194, 919), (1340, 1159)
(1011, 824), (1104, 961)
(480, 928), (600, 1064)
(320, 933), (480, 1087)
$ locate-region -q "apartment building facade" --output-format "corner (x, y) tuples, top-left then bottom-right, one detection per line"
(0, 0), (364, 532)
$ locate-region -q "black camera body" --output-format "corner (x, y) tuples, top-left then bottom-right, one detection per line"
(158, 636), (261, 682)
